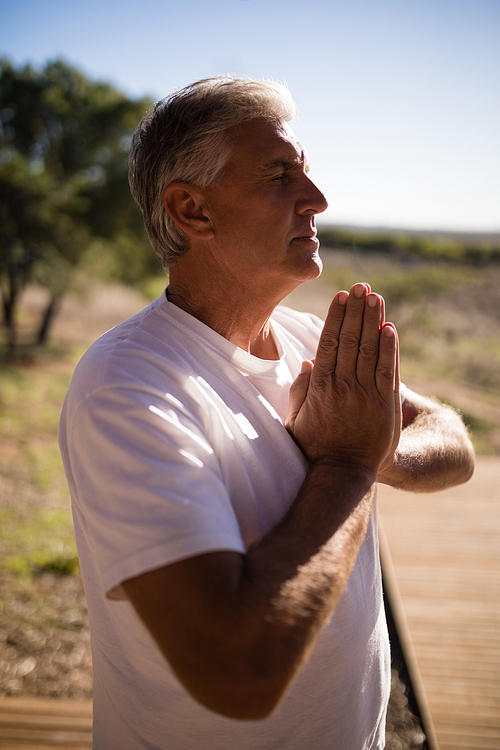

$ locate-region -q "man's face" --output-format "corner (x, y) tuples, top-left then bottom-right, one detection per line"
(201, 118), (328, 297)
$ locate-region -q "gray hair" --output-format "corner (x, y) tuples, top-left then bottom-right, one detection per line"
(128, 76), (295, 268)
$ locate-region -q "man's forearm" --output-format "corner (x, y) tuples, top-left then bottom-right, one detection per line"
(217, 460), (378, 718)
(234, 461), (376, 711)
(245, 459), (375, 624)
(378, 394), (475, 492)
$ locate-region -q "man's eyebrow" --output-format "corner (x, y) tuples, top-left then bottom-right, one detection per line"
(261, 151), (309, 172)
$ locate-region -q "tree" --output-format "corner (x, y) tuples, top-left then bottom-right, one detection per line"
(0, 58), (154, 353)
(0, 155), (52, 353)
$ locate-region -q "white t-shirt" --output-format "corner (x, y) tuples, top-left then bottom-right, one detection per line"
(59, 291), (390, 750)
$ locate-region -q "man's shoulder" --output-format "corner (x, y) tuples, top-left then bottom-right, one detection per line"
(62, 293), (247, 415)
(65, 294), (188, 401)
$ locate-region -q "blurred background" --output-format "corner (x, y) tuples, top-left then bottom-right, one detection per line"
(0, 1), (499, 747)
(2, 0), (500, 231)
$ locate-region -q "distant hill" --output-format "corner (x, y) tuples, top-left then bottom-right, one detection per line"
(317, 224), (500, 249)
(316, 225), (500, 262)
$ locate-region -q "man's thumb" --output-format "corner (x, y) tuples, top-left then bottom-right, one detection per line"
(285, 360), (313, 429)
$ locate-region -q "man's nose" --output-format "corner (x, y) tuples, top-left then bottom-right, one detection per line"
(296, 175), (328, 215)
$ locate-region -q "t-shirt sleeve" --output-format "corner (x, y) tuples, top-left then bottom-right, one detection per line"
(65, 383), (246, 600)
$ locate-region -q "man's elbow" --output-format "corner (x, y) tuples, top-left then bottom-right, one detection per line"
(201, 690), (282, 721)
(181, 631), (311, 720)
(444, 435), (475, 488)
(180, 667), (289, 721)
(438, 406), (476, 488)
(457, 441), (475, 485)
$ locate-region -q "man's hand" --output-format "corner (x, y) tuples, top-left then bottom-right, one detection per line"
(286, 283), (400, 479)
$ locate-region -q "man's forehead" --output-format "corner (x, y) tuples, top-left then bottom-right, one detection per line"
(228, 118), (305, 167)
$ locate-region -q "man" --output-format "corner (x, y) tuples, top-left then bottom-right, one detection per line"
(59, 77), (474, 749)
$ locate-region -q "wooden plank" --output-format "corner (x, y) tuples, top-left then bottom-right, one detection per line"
(380, 525), (441, 749)
(0, 698), (92, 749)
(0, 698), (92, 718)
(378, 457), (500, 750)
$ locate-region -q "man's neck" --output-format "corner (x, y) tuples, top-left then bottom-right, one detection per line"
(166, 264), (291, 360)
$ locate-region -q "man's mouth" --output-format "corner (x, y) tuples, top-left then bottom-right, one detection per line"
(292, 233), (318, 242)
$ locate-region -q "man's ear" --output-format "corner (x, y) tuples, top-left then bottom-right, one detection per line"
(162, 183), (214, 241)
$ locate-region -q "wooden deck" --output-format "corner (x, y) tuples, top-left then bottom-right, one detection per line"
(0, 697), (91, 749)
(1, 457), (498, 749)
(378, 456), (500, 750)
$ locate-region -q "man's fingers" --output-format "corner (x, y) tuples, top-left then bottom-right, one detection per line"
(312, 291), (348, 379)
(377, 327), (402, 475)
(375, 323), (398, 397)
(392, 328), (402, 446)
(285, 360), (313, 431)
(333, 283), (370, 382)
(356, 293), (384, 386)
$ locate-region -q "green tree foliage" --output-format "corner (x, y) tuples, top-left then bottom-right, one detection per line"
(0, 58), (156, 353)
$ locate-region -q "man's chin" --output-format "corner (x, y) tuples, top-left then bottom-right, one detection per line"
(314, 254), (323, 276)
(303, 253), (323, 279)
(288, 258), (323, 290)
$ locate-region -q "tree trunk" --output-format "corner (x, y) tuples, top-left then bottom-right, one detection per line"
(36, 293), (62, 345)
(0, 266), (21, 359)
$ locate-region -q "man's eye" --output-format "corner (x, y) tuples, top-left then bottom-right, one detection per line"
(272, 173), (285, 181)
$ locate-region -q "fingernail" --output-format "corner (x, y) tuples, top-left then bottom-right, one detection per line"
(383, 324), (395, 337)
(353, 284), (365, 298)
(367, 294), (378, 308)
(337, 291), (348, 305)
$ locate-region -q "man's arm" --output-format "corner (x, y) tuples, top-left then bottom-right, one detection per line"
(124, 464), (376, 720)
(123, 284), (397, 720)
(377, 388), (475, 492)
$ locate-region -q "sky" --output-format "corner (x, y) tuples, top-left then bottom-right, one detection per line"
(1, 0), (499, 233)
